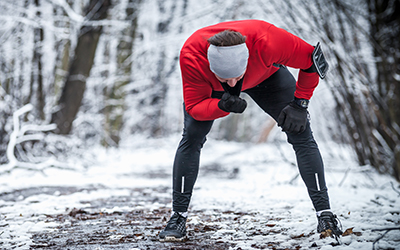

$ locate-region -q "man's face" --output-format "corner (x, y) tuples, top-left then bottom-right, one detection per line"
(214, 72), (245, 87)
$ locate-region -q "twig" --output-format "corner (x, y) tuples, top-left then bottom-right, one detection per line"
(372, 227), (400, 250)
(338, 165), (351, 187)
(372, 227), (400, 232)
(370, 199), (383, 206)
(274, 140), (296, 167)
(1, 157), (76, 175)
(390, 181), (400, 197)
(289, 173), (299, 185)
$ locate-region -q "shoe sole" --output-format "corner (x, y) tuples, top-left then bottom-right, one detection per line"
(159, 235), (186, 242)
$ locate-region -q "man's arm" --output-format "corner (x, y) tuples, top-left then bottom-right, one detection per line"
(260, 24), (320, 100)
(180, 53), (229, 121)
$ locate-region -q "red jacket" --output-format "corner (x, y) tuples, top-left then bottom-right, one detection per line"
(180, 20), (319, 121)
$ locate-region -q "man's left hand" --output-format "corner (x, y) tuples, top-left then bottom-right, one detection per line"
(277, 101), (308, 134)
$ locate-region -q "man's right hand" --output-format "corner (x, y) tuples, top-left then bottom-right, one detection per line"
(218, 92), (247, 113)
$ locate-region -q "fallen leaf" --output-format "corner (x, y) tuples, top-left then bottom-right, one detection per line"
(203, 225), (217, 231)
(342, 227), (362, 236)
(319, 229), (333, 239)
(291, 233), (305, 239)
(342, 227), (353, 236)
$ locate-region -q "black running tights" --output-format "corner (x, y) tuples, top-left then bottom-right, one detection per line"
(172, 67), (330, 212)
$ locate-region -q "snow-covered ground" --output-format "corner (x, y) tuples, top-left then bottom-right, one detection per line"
(0, 135), (399, 249)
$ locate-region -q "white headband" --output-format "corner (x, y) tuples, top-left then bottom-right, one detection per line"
(207, 43), (249, 79)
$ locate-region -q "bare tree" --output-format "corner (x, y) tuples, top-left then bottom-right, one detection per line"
(26, 0), (45, 120)
(51, 0), (112, 134)
(366, 0), (400, 180)
(320, 0), (400, 181)
(102, 0), (141, 146)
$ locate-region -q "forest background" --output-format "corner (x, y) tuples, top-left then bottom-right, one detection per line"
(0, 0), (399, 181)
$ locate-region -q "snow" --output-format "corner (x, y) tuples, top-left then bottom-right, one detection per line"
(1, 135), (399, 249)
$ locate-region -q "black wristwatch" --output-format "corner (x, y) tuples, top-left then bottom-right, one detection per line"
(294, 97), (309, 109)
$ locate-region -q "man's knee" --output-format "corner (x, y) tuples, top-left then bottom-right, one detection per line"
(286, 122), (317, 146)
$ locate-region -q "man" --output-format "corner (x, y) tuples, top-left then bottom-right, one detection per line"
(159, 19), (342, 242)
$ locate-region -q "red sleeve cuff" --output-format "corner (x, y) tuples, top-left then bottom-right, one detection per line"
(294, 71), (320, 100)
(186, 98), (229, 121)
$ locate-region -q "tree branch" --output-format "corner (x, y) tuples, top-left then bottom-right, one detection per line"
(2, 104), (62, 173)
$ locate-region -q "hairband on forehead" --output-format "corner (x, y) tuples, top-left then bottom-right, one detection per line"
(207, 43), (249, 79)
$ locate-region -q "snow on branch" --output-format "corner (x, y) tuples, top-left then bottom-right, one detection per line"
(48, 0), (128, 28)
(2, 104), (69, 173)
(49, 0), (84, 23)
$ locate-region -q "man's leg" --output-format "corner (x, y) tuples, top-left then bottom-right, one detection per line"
(244, 67), (330, 211)
(245, 68), (342, 238)
(172, 105), (214, 212)
(159, 104), (213, 241)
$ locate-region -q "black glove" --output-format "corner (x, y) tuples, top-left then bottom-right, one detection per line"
(218, 92), (247, 113)
(277, 101), (308, 134)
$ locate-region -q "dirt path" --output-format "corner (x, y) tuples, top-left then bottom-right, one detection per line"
(26, 186), (318, 250)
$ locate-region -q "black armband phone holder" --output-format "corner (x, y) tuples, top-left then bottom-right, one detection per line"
(303, 42), (329, 79)
(312, 42), (329, 79)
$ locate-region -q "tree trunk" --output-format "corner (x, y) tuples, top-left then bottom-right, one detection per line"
(51, 0), (111, 134)
(102, 0), (140, 146)
(28, 0), (45, 120)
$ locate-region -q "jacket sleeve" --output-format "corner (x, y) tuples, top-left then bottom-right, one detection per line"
(260, 25), (320, 100)
(180, 53), (229, 121)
